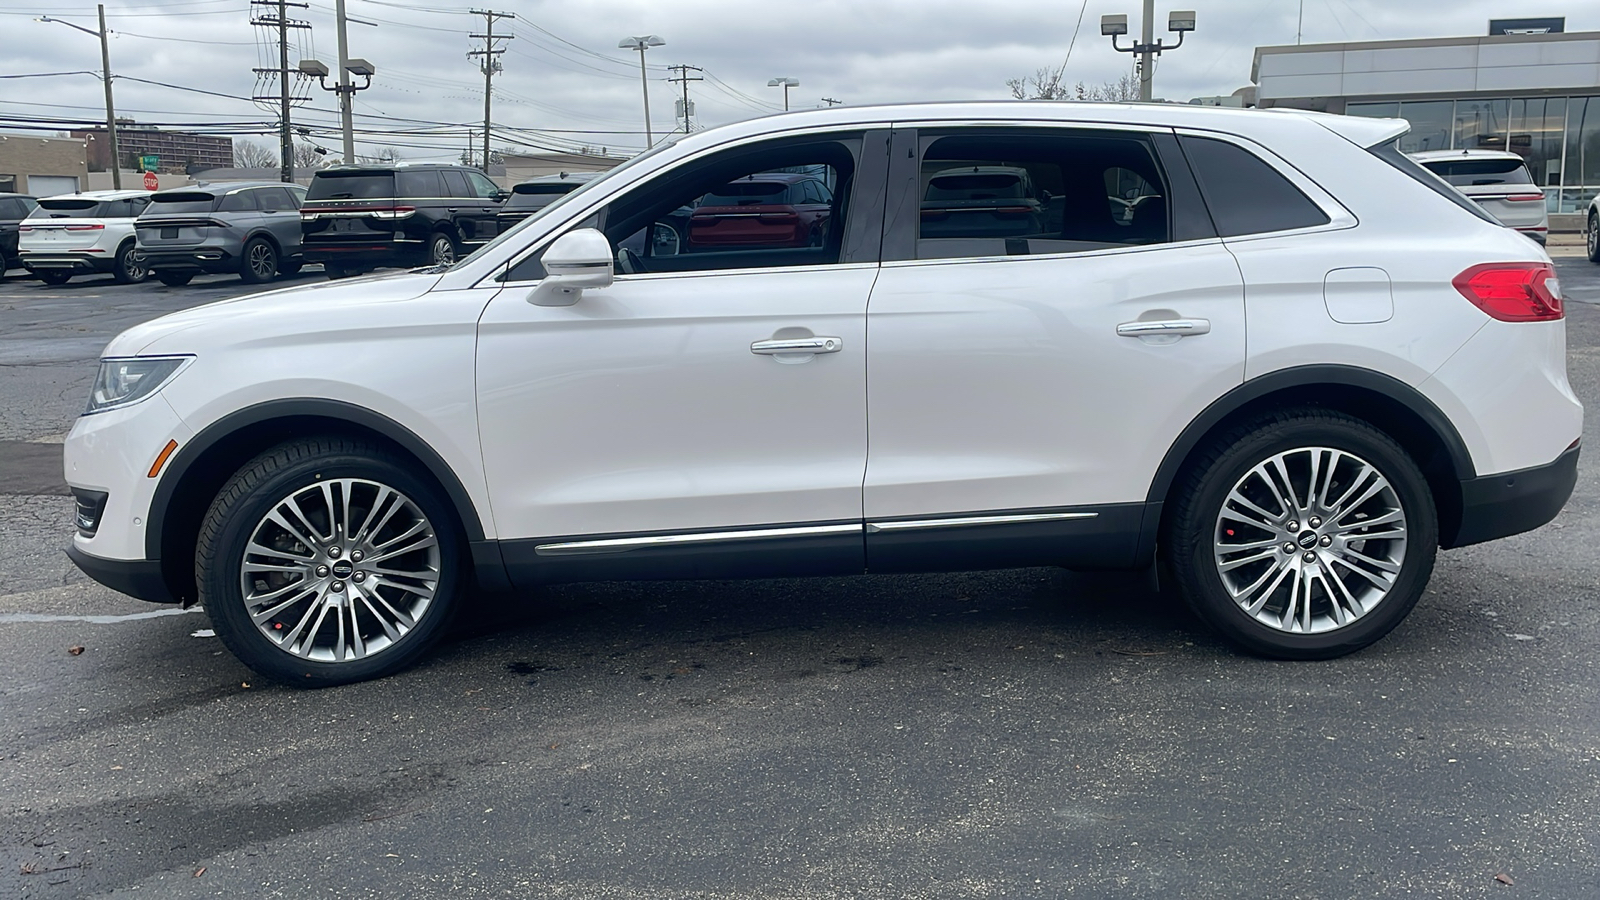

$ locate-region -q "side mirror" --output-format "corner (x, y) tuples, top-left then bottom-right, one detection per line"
(528, 227), (614, 307)
(492, 190), (510, 202)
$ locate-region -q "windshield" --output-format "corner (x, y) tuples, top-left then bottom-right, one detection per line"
(306, 172), (395, 201)
(462, 141), (675, 264)
(148, 192), (217, 214)
(1420, 158), (1534, 187)
(32, 199), (106, 218)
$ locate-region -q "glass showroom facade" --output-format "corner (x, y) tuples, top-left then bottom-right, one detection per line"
(1347, 96), (1600, 214)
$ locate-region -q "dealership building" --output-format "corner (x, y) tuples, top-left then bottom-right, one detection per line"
(1252, 18), (1600, 220)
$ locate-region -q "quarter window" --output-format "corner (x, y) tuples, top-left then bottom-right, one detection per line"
(1178, 135), (1330, 237)
(915, 131), (1172, 259)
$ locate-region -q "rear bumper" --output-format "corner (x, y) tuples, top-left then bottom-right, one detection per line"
(142, 247), (240, 274)
(65, 545), (175, 604)
(303, 238), (422, 267)
(1446, 444), (1579, 548)
(20, 252), (115, 273)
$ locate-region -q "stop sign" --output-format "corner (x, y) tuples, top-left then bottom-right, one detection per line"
(143, 171), (159, 191)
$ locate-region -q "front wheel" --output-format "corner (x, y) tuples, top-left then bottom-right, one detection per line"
(197, 437), (463, 686)
(1587, 211), (1599, 263)
(1163, 410), (1437, 660)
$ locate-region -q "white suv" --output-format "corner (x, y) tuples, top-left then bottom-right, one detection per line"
(20, 190), (152, 284)
(63, 103), (1582, 685)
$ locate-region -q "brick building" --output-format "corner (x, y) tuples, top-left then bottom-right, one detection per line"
(71, 122), (232, 174)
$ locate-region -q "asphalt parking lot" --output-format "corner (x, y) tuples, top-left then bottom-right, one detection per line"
(2, 251), (1598, 899)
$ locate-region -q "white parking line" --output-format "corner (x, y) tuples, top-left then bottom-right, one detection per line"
(0, 607), (202, 625)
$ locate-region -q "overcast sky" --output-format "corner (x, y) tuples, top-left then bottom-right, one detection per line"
(1, 0), (1594, 162)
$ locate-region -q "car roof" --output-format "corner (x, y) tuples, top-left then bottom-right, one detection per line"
(38, 189), (153, 202)
(0, 192), (36, 201)
(930, 165), (1031, 176)
(154, 181), (296, 196)
(1408, 149), (1526, 163)
(514, 172), (602, 186)
(716, 172), (816, 185)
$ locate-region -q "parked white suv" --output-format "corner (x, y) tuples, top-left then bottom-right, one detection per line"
(1410, 149), (1549, 244)
(64, 103), (1581, 685)
(20, 190), (152, 284)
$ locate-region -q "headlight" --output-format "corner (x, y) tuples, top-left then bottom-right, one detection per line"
(84, 356), (191, 415)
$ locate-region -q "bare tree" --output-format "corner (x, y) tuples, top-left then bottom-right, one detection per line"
(233, 138), (278, 168)
(292, 142), (326, 171)
(355, 146), (402, 165)
(1008, 70), (1141, 102)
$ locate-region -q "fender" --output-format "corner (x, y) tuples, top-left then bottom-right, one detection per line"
(1135, 364), (1476, 560)
(145, 398), (488, 560)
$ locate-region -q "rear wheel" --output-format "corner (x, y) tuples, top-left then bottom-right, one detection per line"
(1587, 210), (1599, 263)
(197, 436), (463, 686)
(37, 270), (72, 286)
(240, 238), (278, 284)
(427, 232), (457, 266)
(156, 271), (194, 287)
(113, 243), (148, 284)
(1163, 409), (1437, 660)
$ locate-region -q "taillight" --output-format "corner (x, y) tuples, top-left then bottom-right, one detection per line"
(1504, 194), (1545, 202)
(370, 206), (415, 219)
(1453, 262), (1563, 322)
(65, 223), (105, 231)
(18, 225), (32, 232)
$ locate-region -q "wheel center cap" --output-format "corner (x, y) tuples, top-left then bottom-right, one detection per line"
(1297, 531), (1320, 550)
(331, 560), (354, 578)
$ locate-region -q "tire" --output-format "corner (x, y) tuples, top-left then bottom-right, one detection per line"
(37, 270), (72, 286)
(156, 270), (194, 287)
(113, 243), (148, 284)
(1587, 211), (1599, 264)
(1162, 409), (1437, 660)
(240, 238), (278, 284)
(196, 436), (464, 686)
(427, 232), (457, 267)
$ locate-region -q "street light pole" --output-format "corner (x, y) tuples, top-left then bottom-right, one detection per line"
(39, 7), (121, 187)
(767, 77), (799, 111)
(619, 36), (665, 148)
(1102, 6), (1195, 102)
(335, 0), (354, 163)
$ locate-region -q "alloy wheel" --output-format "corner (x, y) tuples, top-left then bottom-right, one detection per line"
(239, 478), (441, 663)
(249, 242), (276, 280)
(1212, 446), (1408, 635)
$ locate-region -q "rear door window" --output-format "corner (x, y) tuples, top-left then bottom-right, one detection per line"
(218, 190), (259, 212)
(913, 129), (1174, 259)
(441, 170), (472, 198)
(396, 170), (443, 198)
(1178, 135), (1330, 237)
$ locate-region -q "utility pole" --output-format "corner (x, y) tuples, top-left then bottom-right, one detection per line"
(667, 64), (702, 134)
(97, 5), (120, 188)
(618, 36), (665, 148)
(1138, 0), (1155, 102)
(251, 0), (311, 182)
(469, 9), (513, 174)
(821, 97), (842, 107)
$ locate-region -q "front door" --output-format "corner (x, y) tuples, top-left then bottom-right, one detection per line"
(862, 126), (1246, 570)
(476, 130), (888, 583)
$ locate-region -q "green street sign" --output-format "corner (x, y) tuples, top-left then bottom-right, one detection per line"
(139, 155), (159, 172)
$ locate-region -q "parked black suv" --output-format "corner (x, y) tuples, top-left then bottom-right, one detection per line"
(496, 172), (600, 234)
(0, 193), (39, 275)
(300, 164), (508, 278)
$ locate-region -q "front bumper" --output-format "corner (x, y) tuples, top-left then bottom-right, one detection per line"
(1446, 444), (1580, 548)
(65, 545), (175, 604)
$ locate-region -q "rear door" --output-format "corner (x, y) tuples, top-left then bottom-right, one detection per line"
(257, 186), (304, 255)
(862, 125), (1246, 570)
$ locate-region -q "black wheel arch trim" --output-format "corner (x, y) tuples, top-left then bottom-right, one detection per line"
(145, 397), (494, 578)
(1136, 364), (1477, 562)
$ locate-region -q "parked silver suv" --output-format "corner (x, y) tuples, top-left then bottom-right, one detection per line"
(136, 182), (308, 285)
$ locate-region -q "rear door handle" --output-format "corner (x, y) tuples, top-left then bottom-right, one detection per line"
(751, 336), (843, 355)
(1116, 318), (1211, 338)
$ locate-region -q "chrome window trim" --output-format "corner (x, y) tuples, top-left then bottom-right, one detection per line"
(865, 511), (1099, 533)
(880, 236), (1227, 269)
(503, 260), (879, 289)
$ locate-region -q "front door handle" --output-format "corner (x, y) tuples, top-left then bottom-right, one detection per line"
(1115, 318), (1211, 338)
(751, 336), (843, 355)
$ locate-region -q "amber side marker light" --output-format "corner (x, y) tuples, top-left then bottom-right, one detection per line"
(148, 439), (179, 478)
